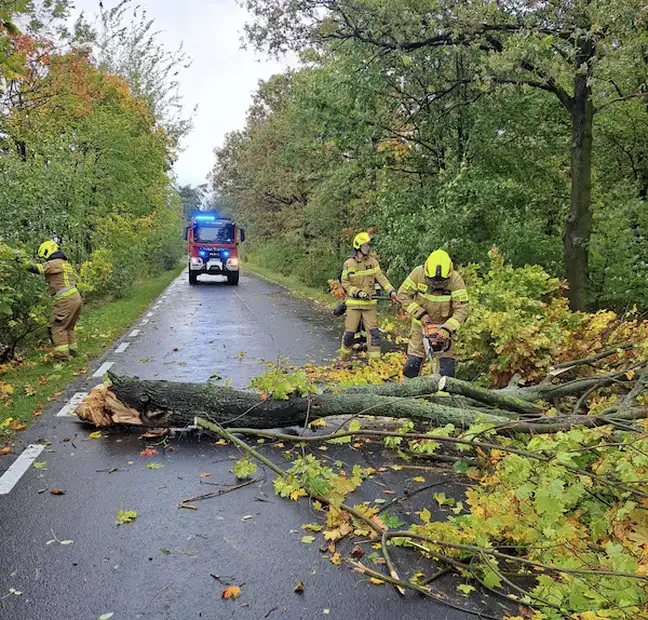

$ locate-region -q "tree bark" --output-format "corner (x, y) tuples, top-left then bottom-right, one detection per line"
(76, 373), (510, 429)
(564, 36), (595, 311)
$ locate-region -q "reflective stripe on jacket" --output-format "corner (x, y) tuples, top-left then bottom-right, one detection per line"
(340, 255), (394, 307)
(32, 258), (79, 297)
(397, 266), (469, 332)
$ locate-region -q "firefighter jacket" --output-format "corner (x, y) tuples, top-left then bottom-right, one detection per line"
(397, 266), (469, 332)
(341, 255), (394, 308)
(27, 251), (79, 300)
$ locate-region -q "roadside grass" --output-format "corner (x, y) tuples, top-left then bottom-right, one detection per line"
(243, 260), (335, 307)
(0, 266), (183, 445)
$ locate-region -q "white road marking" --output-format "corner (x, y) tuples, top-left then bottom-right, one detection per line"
(128, 329), (140, 338)
(146, 312), (154, 318)
(141, 318), (149, 325)
(92, 362), (114, 378)
(56, 392), (88, 417)
(0, 444), (46, 495)
(115, 342), (130, 353)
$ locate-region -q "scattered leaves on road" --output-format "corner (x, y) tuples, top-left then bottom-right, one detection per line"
(294, 580), (305, 593)
(457, 584), (476, 595)
(98, 614), (115, 620)
(32, 461), (47, 470)
(301, 535), (315, 544)
(200, 472), (212, 478)
(146, 462), (164, 470)
(88, 431), (103, 439)
(0, 446), (11, 455)
(49, 488), (65, 495)
(140, 448), (158, 457)
(221, 585), (241, 600)
(116, 509), (138, 525)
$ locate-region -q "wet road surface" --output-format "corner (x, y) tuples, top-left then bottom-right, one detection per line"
(0, 271), (501, 620)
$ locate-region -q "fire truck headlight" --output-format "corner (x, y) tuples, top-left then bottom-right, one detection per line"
(227, 258), (239, 268)
(190, 257), (203, 267)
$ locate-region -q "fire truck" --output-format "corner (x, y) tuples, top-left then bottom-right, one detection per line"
(184, 213), (245, 285)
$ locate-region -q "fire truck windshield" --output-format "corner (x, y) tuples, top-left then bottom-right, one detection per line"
(195, 223), (234, 244)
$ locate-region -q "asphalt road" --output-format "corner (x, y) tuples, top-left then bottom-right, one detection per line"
(0, 270), (506, 620)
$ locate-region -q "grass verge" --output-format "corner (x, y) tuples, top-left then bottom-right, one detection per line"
(0, 266), (183, 445)
(243, 260), (335, 307)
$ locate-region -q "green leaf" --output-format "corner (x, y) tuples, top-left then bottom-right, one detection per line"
(98, 614), (115, 620)
(116, 509), (138, 525)
(382, 513), (405, 529)
(301, 535), (315, 544)
(457, 584), (475, 595)
(32, 461), (47, 470)
(146, 462), (164, 470)
(433, 492), (455, 506)
(231, 456), (257, 480)
(418, 508), (431, 523)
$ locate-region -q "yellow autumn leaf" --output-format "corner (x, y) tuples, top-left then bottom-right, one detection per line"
(221, 585), (240, 600)
(412, 476), (425, 483)
(369, 577), (384, 585)
(88, 431), (103, 439)
(0, 383), (14, 396)
(330, 552), (342, 565)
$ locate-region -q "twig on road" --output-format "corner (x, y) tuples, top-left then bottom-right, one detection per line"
(180, 476), (263, 505)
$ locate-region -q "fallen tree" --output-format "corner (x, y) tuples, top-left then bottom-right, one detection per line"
(76, 357), (648, 436)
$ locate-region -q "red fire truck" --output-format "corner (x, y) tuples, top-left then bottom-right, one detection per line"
(184, 213), (245, 285)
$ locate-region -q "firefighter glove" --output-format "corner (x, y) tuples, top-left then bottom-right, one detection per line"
(390, 291), (399, 303)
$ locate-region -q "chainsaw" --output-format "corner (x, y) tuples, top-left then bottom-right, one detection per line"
(422, 323), (451, 375)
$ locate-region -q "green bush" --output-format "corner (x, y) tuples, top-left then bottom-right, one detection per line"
(457, 247), (581, 386)
(0, 244), (50, 362)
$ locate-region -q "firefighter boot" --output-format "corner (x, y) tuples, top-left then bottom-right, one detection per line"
(403, 355), (424, 378)
(367, 328), (381, 361)
(339, 331), (355, 361)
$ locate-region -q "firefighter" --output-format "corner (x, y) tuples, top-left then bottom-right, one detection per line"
(339, 232), (398, 361)
(24, 241), (83, 360)
(397, 249), (469, 378)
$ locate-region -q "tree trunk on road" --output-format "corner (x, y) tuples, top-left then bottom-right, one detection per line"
(76, 373), (513, 429)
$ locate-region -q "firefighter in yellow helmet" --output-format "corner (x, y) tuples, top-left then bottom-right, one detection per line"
(397, 250), (469, 378)
(339, 232), (399, 361)
(24, 241), (83, 360)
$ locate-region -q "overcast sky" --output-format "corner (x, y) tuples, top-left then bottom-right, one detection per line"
(70, 0), (290, 187)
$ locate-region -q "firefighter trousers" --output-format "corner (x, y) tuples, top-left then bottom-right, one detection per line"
(406, 320), (455, 376)
(340, 307), (380, 360)
(50, 292), (83, 358)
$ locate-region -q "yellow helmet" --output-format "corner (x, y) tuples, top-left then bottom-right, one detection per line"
(353, 232), (372, 250)
(424, 250), (453, 279)
(38, 240), (59, 259)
